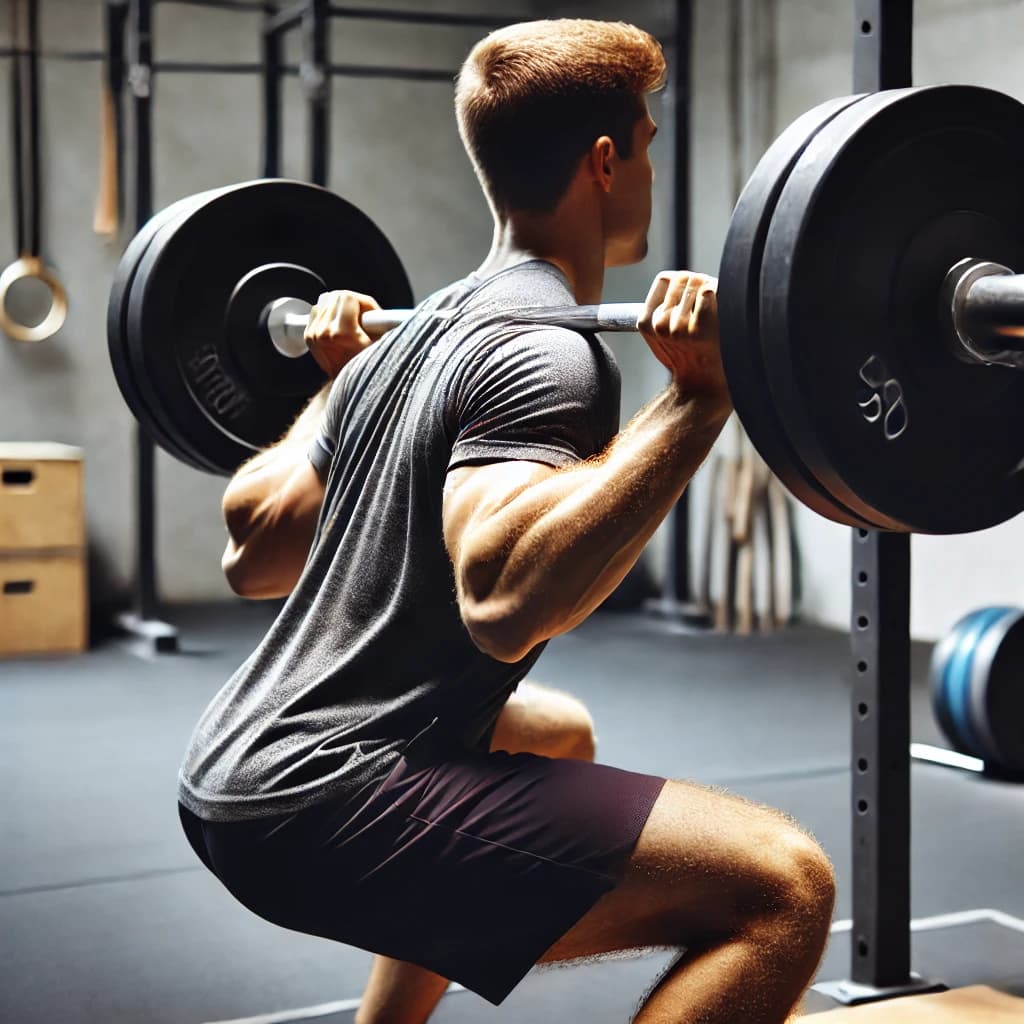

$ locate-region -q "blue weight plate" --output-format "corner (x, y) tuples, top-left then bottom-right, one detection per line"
(929, 611), (974, 749)
(969, 608), (1024, 775)
(930, 606), (1015, 757)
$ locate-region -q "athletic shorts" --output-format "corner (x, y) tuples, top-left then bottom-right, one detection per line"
(178, 729), (666, 1005)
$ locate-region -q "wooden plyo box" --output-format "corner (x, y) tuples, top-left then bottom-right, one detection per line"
(0, 442), (85, 550)
(0, 552), (88, 655)
(0, 443), (88, 657)
(806, 984), (1024, 1021)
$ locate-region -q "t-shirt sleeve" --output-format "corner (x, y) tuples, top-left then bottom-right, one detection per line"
(449, 326), (620, 472)
(307, 372), (350, 482)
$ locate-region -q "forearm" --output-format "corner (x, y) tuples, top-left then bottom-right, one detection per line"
(463, 383), (730, 659)
(219, 288), (377, 596)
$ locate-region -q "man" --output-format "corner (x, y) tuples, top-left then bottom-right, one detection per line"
(179, 19), (835, 1024)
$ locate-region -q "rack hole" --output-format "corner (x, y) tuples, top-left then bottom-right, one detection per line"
(857, 615), (869, 629)
(858, 702), (869, 718)
(860, 20), (872, 34)
(857, 660), (868, 673)
(857, 571), (868, 584)
(857, 758), (868, 773)
(857, 798), (869, 814)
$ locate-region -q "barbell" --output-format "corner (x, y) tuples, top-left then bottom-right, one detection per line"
(107, 83), (1024, 534)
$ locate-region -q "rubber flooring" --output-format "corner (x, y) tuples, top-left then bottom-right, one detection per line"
(2, 604), (1021, 1022)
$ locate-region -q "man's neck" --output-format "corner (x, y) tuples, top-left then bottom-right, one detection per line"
(475, 197), (606, 305)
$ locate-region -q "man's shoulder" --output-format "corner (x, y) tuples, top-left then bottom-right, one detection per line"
(432, 261), (619, 384)
(452, 261), (586, 351)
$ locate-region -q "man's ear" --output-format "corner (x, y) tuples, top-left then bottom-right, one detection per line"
(589, 135), (616, 193)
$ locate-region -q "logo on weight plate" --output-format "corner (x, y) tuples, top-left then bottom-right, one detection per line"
(857, 354), (908, 441)
(188, 345), (251, 420)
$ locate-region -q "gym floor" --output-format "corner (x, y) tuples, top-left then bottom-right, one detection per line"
(3, 604), (1023, 1023)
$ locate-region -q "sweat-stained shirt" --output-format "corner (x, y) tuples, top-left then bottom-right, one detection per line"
(178, 260), (621, 822)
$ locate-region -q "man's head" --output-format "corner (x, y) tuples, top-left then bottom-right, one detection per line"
(455, 20), (666, 265)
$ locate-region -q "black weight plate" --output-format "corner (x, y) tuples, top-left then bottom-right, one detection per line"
(970, 608), (1024, 775)
(112, 189), (237, 473)
(127, 180), (414, 476)
(224, 262), (327, 398)
(108, 189), (227, 472)
(124, 188), (319, 474)
(761, 85), (1024, 534)
(718, 93), (877, 529)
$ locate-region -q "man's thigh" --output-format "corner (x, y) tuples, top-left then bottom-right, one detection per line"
(538, 778), (830, 962)
(490, 679), (596, 758)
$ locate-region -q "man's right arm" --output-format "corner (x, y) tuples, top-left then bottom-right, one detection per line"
(444, 270), (731, 663)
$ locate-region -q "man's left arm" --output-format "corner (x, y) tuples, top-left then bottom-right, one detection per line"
(220, 289), (380, 599)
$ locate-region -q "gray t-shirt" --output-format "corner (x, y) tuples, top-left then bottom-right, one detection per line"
(178, 260), (621, 822)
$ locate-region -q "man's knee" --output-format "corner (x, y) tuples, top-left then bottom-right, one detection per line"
(747, 825), (836, 934)
(636, 782), (835, 944)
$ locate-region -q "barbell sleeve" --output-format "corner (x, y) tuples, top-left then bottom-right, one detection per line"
(266, 295), (647, 360)
(266, 297), (415, 358)
(944, 258), (1024, 370)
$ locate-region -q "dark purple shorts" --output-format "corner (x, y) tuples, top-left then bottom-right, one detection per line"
(179, 737), (666, 1005)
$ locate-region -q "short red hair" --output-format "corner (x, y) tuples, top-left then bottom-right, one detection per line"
(456, 20), (666, 214)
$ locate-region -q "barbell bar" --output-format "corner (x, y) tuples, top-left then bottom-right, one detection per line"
(107, 83), (1024, 534)
(265, 297), (667, 358)
(267, 268), (1024, 367)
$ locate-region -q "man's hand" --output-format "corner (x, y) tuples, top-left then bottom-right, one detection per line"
(304, 290), (381, 379)
(638, 270), (729, 404)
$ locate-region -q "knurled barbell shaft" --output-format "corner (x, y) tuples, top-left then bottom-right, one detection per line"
(267, 297), (648, 359)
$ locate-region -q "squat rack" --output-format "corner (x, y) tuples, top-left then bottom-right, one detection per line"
(817, 0), (946, 1008)
(261, 0), (525, 185)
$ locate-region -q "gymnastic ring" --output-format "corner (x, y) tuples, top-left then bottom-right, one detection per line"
(0, 254), (68, 343)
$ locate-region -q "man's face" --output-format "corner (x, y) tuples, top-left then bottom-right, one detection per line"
(604, 104), (657, 268)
